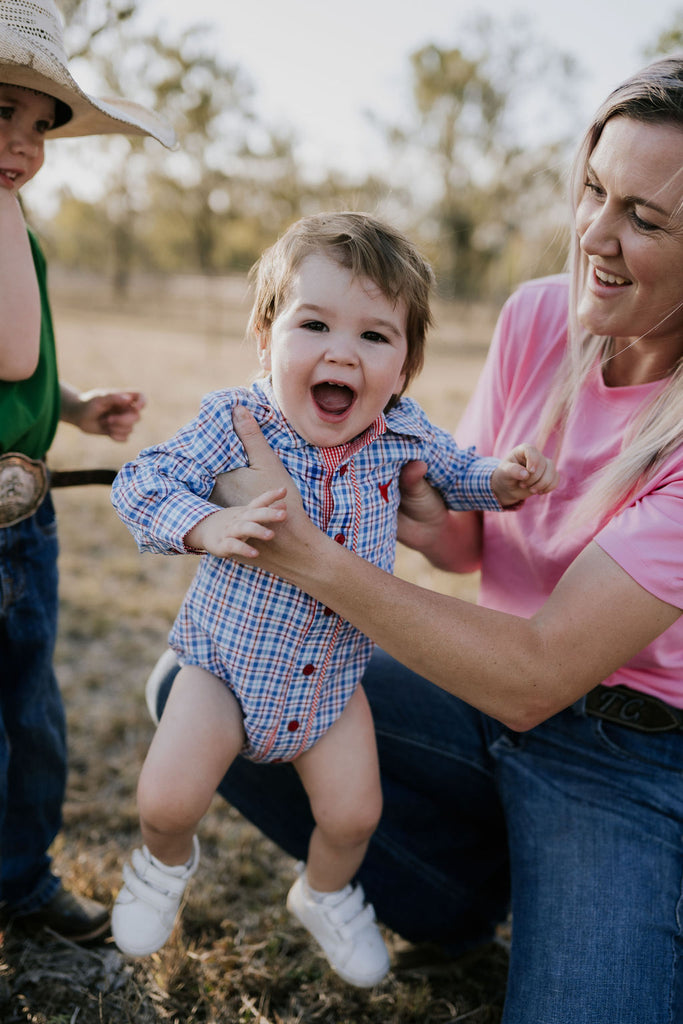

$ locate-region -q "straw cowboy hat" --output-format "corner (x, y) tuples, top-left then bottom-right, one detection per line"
(0, 0), (176, 147)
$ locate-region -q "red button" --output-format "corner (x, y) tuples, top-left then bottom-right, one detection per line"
(287, 720), (299, 732)
(302, 664), (315, 676)
(323, 606), (334, 617)
(339, 464), (348, 476)
(334, 533), (345, 544)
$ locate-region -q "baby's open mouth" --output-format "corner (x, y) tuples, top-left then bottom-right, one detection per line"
(311, 382), (356, 415)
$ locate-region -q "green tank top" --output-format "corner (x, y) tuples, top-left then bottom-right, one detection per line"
(0, 229), (60, 459)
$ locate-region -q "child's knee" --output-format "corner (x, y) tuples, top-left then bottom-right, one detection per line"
(137, 773), (195, 836)
(136, 777), (168, 833)
(138, 798), (198, 839)
(359, 789), (383, 836)
(317, 799), (382, 848)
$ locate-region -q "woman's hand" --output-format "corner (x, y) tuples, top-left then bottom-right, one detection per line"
(209, 406), (311, 580)
(211, 406), (301, 511)
(397, 460), (484, 573)
(396, 460), (448, 550)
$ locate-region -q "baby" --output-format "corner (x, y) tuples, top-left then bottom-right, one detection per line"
(111, 212), (557, 985)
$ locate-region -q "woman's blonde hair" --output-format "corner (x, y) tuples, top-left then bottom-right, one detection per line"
(538, 55), (683, 526)
(248, 212), (434, 410)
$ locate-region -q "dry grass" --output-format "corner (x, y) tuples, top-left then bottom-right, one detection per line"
(0, 270), (508, 1023)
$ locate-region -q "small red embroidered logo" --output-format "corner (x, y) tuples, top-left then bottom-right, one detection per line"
(378, 482), (391, 503)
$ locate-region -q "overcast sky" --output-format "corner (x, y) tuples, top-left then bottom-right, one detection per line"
(139, 0), (682, 171)
(26, 0), (683, 208)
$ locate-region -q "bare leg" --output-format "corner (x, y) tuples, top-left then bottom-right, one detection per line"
(288, 685), (389, 986)
(137, 665), (245, 865)
(294, 685), (382, 892)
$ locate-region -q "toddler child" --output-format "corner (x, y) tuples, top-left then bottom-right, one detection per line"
(110, 212), (558, 984)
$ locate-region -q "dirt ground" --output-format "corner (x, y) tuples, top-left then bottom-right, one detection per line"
(0, 271), (510, 1023)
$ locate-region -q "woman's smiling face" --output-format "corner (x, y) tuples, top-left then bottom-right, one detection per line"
(575, 115), (683, 367)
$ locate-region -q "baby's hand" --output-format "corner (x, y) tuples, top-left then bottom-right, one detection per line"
(184, 488), (287, 558)
(491, 444), (559, 508)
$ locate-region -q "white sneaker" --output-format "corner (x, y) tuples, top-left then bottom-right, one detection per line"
(112, 836), (200, 956)
(286, 869), (390, 987)
(144, 649), (181, 725)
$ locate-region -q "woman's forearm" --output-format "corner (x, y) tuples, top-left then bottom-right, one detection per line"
(228, 406), (681, 731)
(394, 460), (483, 573)
(280, 524), (544, 727)
(274, 522), (679, 732)
(417, 509), (483, 573)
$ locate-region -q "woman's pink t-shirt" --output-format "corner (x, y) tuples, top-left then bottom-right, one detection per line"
(457, 274), (683, 707)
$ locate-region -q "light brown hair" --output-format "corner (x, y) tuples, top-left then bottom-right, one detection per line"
(248, 212), (434, 409)
(540, 55), (683, 524)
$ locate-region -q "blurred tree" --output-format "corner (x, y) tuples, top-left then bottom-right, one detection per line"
(58, 0), (133, 55)
(143, 116), (306, 275)
(383, 15), (578, 298)
(41, 2), (313, 290)
(644, 10), (683, 54)
(141, 29), (266, 274)
(39, 4), (587, 300)
(44, 191), (114, 270)
(73, 15), (268, 290)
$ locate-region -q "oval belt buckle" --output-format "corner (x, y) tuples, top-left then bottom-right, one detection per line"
(0, 453), (49, 527)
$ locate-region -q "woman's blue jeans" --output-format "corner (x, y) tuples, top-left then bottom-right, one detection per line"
(0, 495), (64, 913)
(156, 646), (683, 1022)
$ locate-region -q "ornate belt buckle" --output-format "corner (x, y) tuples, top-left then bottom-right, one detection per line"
(0, 453), (48, 527)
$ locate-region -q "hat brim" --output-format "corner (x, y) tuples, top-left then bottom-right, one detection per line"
(0, 41), (176, 148)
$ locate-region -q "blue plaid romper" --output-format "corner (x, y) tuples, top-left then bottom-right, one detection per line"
(112, 379), (502, 762)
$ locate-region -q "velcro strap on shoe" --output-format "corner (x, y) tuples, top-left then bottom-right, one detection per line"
(120, 861), (186, 913)
(338, 902), (377, 940)
(326, 883), (375, 936)
(129, 850), (193, 899)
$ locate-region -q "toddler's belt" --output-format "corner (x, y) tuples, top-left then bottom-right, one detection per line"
(0, 452), (117, 527)
(585, 683), (683, 734)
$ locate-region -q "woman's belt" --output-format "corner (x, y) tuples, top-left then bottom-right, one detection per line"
(585, 684), (683, 733)
(0, 452), (117, 527)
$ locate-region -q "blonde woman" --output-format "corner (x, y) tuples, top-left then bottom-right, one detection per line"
(149, 56), (683, 1021)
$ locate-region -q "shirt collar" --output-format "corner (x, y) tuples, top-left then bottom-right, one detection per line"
(384, 396), (427, 440)
(252, 377), (388, 459)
